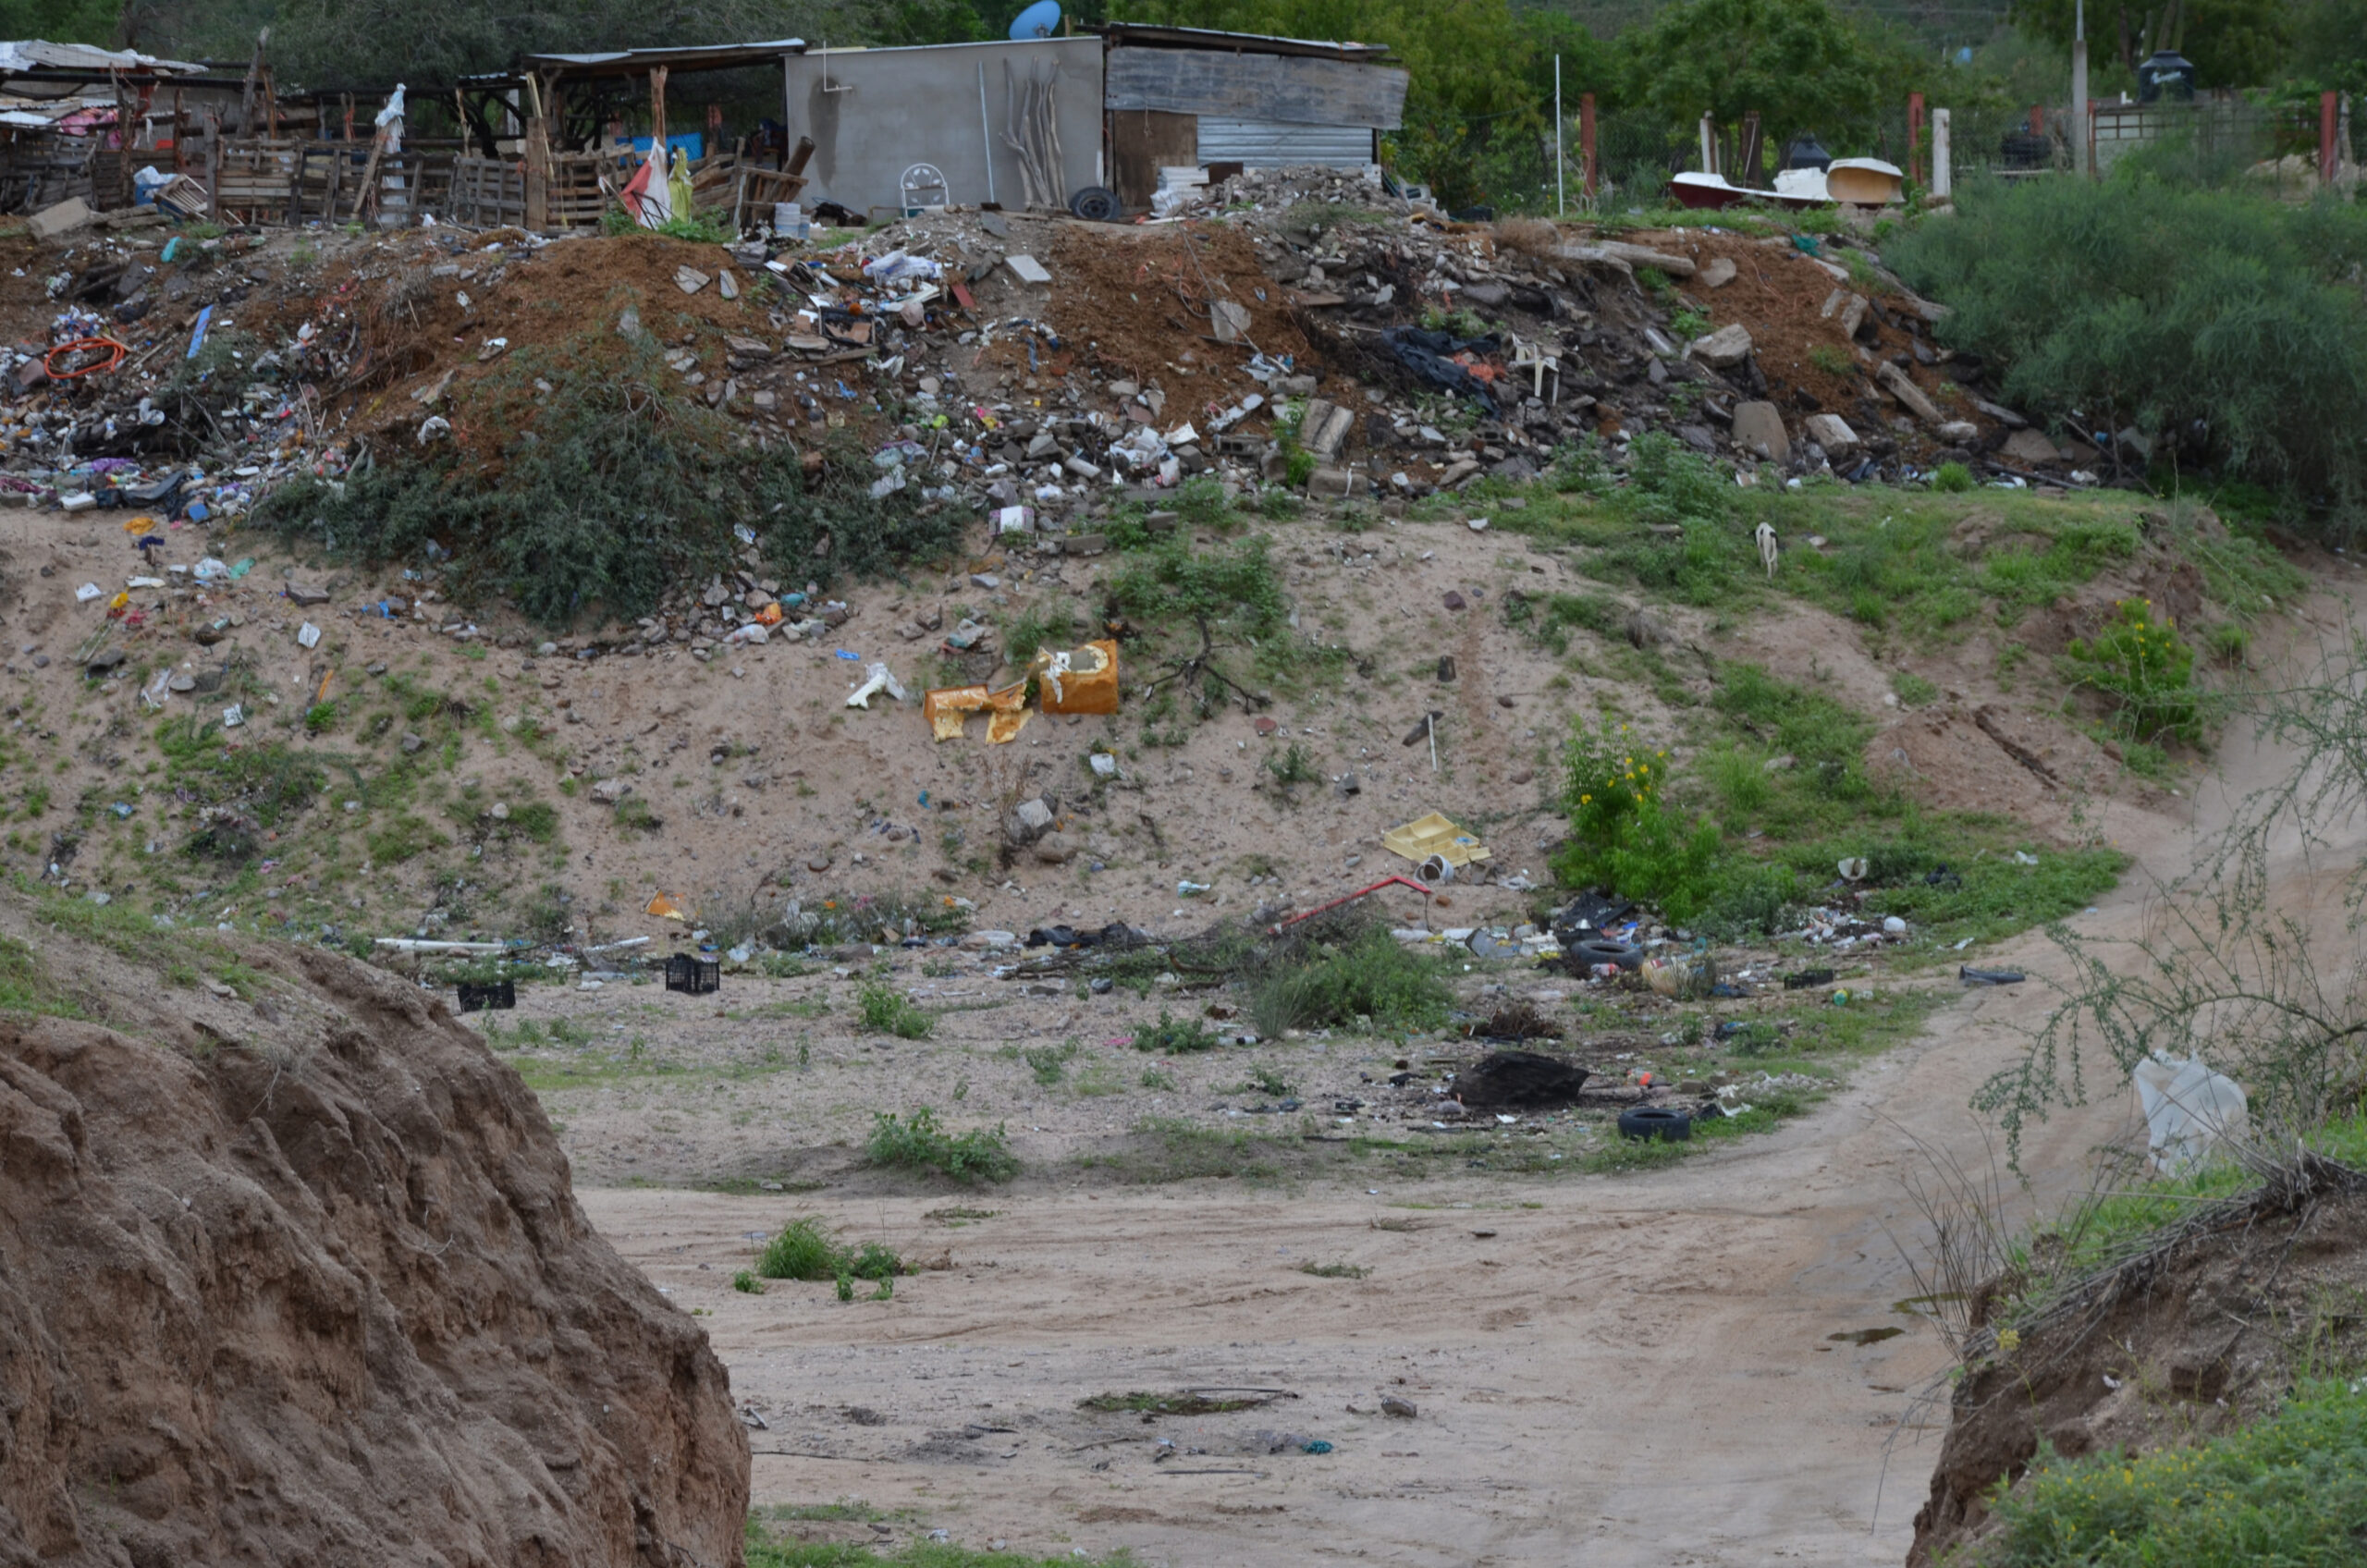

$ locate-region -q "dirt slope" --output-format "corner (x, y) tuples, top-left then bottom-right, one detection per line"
(0, 900), (749, 1566)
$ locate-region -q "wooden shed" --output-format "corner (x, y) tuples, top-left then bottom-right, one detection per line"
(1096, 24), (1407, 211)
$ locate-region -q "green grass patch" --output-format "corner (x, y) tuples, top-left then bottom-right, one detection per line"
(1987, 1378), (2367, 1567)
(754, 1217), (904, 1281)
(864, 1108), (1016, 1184)
(747, 1532), (1132, 1568)
(856, 980), (934, 1039)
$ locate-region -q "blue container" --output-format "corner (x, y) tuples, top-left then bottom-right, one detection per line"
(628, 132), (705, 161)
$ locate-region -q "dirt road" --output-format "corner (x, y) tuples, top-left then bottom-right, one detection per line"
(582, 616), (2350, 1566)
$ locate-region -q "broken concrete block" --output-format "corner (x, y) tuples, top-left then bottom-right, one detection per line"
(1006, 797), (1054, 843)
(1032, 830), (1078, 865)
(1306, 464), (1363, 497)
(2002, 427), (2063, 466)
(591, 778), (632, 803)
(1299, 398), (1353, 459)
(1937, 420), (1981, 446)
(1209, 300), (1253, 343)
(1875, 361), (1943, 424)
(1005, 254), (1051, 286)
(1689, 323), (1753, 368)
(717, 269), (739, 300)
(674, 266), (710, 294)
(1699, 256), (1737, 288)
(1838, 293), (1871, 341)
(1804, 412), (1860, 451)
(1730, 400), (1790, 462)
(1438, 458), (1482, 488)
(27, 197), (92, 241)
(1973, 398), (2028, 428)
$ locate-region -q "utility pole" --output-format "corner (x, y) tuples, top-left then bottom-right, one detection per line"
(2071, 0), (2091, 177)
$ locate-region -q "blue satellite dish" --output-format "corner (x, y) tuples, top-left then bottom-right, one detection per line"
(1010, 0), (1061, 40)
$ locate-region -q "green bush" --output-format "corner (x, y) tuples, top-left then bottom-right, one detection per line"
(255, 333), (960, 629)
(1929, 460), (1974, 493)
(1249, 926), (1453, 1036)
(2065, 596), (2201, 743)
(1888, 174), (2367, 525)
(754, 1218), (840, 1280)
(865, 1108), (1017, 1183)
(1989, 1379), (2367, 1567)
(1134, 1009), (1222, 1054)
(856, 980), (934, 1039)
(1108, 534), (1288, 638)
(754, 1218), (904, 1282)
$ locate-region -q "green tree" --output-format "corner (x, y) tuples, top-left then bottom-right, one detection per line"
(2007, 0), (2291, 87)
(1613, 0), (1902, 151)
(0, 0), (123, 44)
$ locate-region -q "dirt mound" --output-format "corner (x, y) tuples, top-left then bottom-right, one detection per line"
(1907, 1178), (2367, 1564)
(0, 900), (749, 1565)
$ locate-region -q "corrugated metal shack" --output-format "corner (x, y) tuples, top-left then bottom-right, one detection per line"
(0, 41), (205, 214)
(1098, 25), (1406, 211)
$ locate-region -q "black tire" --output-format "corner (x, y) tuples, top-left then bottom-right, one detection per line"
(1617, 1106), (1692, 1142)
(1573, 938), (1643, 972)
(1068, 186), (1122, 222)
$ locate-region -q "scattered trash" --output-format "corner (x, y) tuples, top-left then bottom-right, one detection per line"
(1959, 966), (2025, 986)
(846, 661), (909, 708)
(665, 954), (722, 995)
(1455, 1049), (1587, 1109)
(456, 979), (517, 1013)
(1382, 813), (1489, 871)
(1617, 1106), (1691, 1143)
(1783, 968), (1836, 989)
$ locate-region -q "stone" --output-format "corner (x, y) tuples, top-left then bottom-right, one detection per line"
(1698, 256), (1737, 288)
(2002, 427), (2063, 466)
(1004, 253), (1051, 286)
(1438, 458), (1481, 487)
(1875, 361), (1943, 424)
(399, 731), (425, 754)
(806, 853), (833, 873)
(673, 265), (710, 294)
(1306, 464), (1362, 497)
(1209, 300), (1253, 343)
(27, 197), (92, 241)
(1937, 420), (1981, 446)
(1689, 323), (1753, 368)
(591, 778), (632, 803)
(1837, 292), (1871, 341)
(717, 269), (739, 300)
(1007, 797), (1055, 843)
(1804, 412), (1859, 451)
(1032, 831), (1078, 864)
(1299, 398), (1354, 459)
(1973, 398), (2028, 428)
(1730, 401), (1789, 462)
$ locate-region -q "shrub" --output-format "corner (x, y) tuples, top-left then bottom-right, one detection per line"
(1135, 1009), (1222, 1054)
(730, 1269), (765, 1294)
(754, 1219), (904, 1282)
(254, 333), (960, 629)
(2064, 597), (2201, 743)
(1887, 174), (2367, 527)
(1249, 925), (1453, 1036)
(1929, 460), (1974, 493)
(856, 980), (934, 1039)
(865, 1108), (1017, 1183)
(1988, 1379), (2367, 1567)
(754, 1218), (840, 1280)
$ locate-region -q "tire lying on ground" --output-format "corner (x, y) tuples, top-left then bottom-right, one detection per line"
(1617, 1106), (1693, 1142)
(1570, 938), (1644, 972)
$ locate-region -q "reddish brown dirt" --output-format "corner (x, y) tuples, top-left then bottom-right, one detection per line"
(0, 899), (751, 1566)
(1909, 1186), (2367, 1564)
(1026, 221), (1327, 386)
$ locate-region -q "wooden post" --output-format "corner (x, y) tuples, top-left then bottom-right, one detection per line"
(1907, 91), (1923, 186)
(203, 109), (221, 223)
(342, 93), (353, 141)
(649, 66), (668, 156)
(524, 116), (550, 230)
(1580, 92), (1597, 196)
(1932, 107), (1951, 199)
(170, 87), (183, 172)
(2324, 90), (2340, 189)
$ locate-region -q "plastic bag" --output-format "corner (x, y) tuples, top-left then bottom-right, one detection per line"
(2132, 1054), (2248, 1177)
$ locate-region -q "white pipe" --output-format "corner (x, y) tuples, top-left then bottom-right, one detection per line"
(1554, 55), (1564, 216)
(374, 938), (507, 954)
(977, 59), (995, 204)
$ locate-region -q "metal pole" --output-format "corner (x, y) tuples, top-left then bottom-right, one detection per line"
(2071, 0), (2091, 178)
(977, 60), (995, 204)
(1554, 55), (1564, 216)
(1932, 107), (1951, 199)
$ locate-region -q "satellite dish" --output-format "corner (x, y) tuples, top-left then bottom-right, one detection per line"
(1009, 0), (1061, 40)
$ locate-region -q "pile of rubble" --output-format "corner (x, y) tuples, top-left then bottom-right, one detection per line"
(0, 165), (2100, 662)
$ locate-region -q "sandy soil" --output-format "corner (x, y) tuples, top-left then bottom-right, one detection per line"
(576, 606), (2347, 1565)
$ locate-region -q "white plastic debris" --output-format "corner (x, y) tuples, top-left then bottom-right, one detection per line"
(221, 704), (243, 728)
(845, 661), (908, 708)
(297, 622), (322, 649)
(2133, 1053), (2249, 1177)
(1882, 915), (1907, 936)
(75, 582), (101, 602)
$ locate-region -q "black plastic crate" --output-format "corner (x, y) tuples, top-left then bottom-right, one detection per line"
(666, 955), (721, 995)
(457, 978), (516, 1013)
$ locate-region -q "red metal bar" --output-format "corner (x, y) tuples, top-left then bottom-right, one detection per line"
(2324, 91), (2340, 189)
(1267, 876), (1433, 936)
(1907, 92), (1924, 186)
(1580, 92), (1598, 197)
